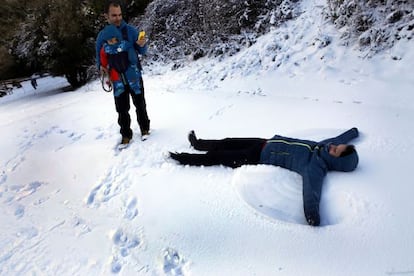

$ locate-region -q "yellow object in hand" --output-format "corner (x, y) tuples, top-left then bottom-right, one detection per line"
(138, 31), (146, 40)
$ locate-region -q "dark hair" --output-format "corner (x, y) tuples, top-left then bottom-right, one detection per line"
(340, 145), (356, 157)
(105, 0), (123, 13)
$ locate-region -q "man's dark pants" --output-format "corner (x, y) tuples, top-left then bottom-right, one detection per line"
(114, 78), (150, 139)
(175, 138), (266, 168)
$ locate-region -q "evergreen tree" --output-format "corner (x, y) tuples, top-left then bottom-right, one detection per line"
(6, 0), (153, 87)
(40, 1), (98, 88)
(7, 0), (99, 87)
(0, 0), (30, 79)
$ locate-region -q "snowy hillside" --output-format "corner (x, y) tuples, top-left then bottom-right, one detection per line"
(1, 0), (414, 275)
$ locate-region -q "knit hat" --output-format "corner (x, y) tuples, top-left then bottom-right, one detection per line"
(101, 24), (122, 42)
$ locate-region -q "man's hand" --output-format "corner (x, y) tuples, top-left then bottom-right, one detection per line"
(100, 66), (108, 76)
(136, 31), (146, 47)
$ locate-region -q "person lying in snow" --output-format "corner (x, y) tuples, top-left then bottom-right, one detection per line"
(169, 128), (360, 226)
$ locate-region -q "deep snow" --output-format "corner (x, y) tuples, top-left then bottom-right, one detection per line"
(1, 0), (414, 275)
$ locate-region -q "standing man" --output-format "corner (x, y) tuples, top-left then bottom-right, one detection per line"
(96, 0), (150, 144)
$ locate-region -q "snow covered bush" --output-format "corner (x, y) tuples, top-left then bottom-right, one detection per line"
(326, 0), (414, 54)
(136, 0), (301, 66)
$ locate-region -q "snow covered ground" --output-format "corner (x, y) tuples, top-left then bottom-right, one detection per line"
(1, 1), (414, 275)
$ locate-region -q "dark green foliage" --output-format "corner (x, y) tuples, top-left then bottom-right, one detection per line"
(0, 1), (30, 79)
(40, 1), (98, 88)
(2, 0), (153, 86)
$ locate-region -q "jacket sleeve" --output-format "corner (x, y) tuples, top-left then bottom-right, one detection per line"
(136, 43), (148, 55)
(128, 25), (148, 55)
(100, 47), (108, 68)
(302, 162), (327, 226)
(321, 127), (359, 145)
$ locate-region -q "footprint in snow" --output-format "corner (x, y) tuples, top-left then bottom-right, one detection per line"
(14, 181), (44, 201)
(5, 154), (26, 173)
(124, 197), (138, 221)
(161, 247), (188, 276)
(110, 256), (123, 274)
(0, 171), (7, 185)
(4, 181), (46, 219)
(33, 196), (50, 206)
(110, 228), (142, 273)
(14, 204), (25, 219)
(70, 216), (91, 237)
(86, 165), (131, 207)
(112, 228), (141, 252)
(16, 226), (39, 239)
(67, 132), (84, 141)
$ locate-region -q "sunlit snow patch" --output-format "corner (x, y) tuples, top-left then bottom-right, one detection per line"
(232, 165), (308, 225)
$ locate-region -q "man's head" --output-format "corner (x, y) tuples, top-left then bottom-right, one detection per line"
(328, 144), (355, 158)
(321, 143), (359, 172)
(105, 1), (123, 27)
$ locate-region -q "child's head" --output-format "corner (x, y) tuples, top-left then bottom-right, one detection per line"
(102, 24), (122, 44)
(106, 37), (118, 45)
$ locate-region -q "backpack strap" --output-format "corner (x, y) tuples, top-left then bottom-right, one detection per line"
(121, 26), (129, 41)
